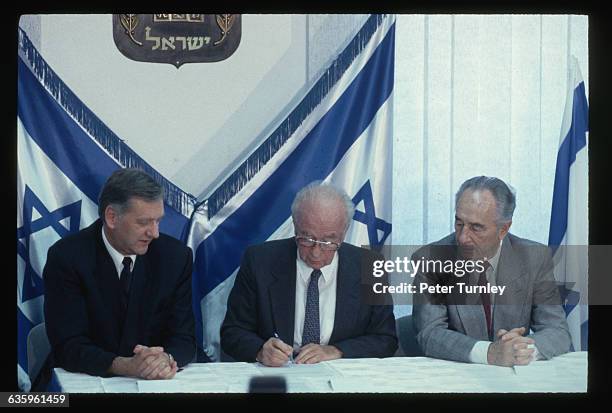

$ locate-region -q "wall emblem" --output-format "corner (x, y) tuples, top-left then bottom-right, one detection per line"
(113, 14), (241, 68)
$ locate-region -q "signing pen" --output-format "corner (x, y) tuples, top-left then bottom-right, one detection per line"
(273, 332), (294, 363)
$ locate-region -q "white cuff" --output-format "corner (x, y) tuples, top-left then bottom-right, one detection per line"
(469, 340), (492, 364)
(527, 343), (542, 361)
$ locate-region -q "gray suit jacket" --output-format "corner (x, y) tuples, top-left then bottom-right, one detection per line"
(412, 233), (571, 363)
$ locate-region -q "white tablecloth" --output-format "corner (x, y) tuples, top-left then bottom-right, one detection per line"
(53, 351), (587, 393)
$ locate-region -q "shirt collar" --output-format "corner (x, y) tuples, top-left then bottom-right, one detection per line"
(296, 250), (339, 284)
(101, 225), (137, 274)
(486, 238), (503, 273)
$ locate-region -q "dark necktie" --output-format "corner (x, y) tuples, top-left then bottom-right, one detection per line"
(302, 269), (322, 346)
(120, 257), (133, 311)
(478, 262), (492, 339)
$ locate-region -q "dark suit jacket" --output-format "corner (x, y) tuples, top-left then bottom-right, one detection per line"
(412, 233), (571, 362)
(221, 238), (397, 361)
(43, 219), (196, 376)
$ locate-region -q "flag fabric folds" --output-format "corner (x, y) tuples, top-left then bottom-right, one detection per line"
(17, 29), (193, 391)
(186, 15), (396, 361)
(548, 56), (589, 352)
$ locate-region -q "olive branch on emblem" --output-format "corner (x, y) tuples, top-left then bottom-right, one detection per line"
(214, 14), (236, 46)
(120, 14), (143, 46)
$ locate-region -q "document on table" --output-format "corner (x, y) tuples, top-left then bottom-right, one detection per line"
(330, 376), (406, 393)
(204, 362), (262, 377)
(326, 358), (463, 379)
(513, 360), (560, 377)
(327, 357), (516, 393)
(511, 352), (587, 392)
(138, 379), (229, 393)
(513, 351), (587, 376)
(139, 362), (262, 393)
(255, 361), (340, 378)
(101, 376), (138, 393)
(53, 369), (104, 393)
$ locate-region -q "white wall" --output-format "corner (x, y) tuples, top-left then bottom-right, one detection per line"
(393, 14), (588, 247)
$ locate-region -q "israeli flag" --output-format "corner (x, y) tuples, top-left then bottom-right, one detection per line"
(548, 56), (589, 352)
(187, 14), (395, 361)
(17, 28), (193, 391)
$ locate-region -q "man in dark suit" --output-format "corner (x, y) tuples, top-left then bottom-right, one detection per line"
(221, 182), (397, 366)
(44, 168), (196, 380)
(412, 176), (571, 366)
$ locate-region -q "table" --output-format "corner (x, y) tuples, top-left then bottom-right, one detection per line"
(51, 351), (587, 393)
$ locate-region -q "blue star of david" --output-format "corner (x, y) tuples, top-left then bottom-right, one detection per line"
(351, 180), (391, 252)
(556, 281), (580, 317)
(17, 185), (82, 302)
(556, 281), (583, 351)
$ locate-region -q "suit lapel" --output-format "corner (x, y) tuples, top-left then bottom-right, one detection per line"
(456, 305), (490, 340)
(329, 245), (359, 343)
(94, 229), (123, 347)
(493, 236), (527, 331)
(445, 235), (490, 340)
(268, 240), (297, 345)
(453, 272), (490, 340)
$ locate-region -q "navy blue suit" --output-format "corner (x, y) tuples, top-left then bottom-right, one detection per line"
(43, 219), (196, 376)
(221, 238), (397, 361)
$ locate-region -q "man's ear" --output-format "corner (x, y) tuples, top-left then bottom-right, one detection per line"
(104, 205), (118, 229)
(498, 220), (512, 240)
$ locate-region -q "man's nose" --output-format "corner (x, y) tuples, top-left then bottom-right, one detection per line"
(147, 221), (160, 239)
(310, 243), (323, 256)
(457, 227), (471, 245)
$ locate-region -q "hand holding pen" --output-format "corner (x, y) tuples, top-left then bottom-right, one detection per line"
(274, 333), (294, 364)
(255, 332), (294, 367)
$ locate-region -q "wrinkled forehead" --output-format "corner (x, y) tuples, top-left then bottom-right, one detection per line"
(456, 189), (498, 221)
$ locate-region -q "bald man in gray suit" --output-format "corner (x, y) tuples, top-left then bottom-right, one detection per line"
(412, 176), (571, 367)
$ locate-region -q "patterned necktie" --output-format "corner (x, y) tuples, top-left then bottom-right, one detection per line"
(478, 262), (492, 339)
(302, 269), (322, 346)
(120, 257), (133, 311)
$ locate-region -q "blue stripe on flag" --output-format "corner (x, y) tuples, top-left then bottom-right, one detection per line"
(18, 28), (196, 218)
(548, 81), (588, 247)
(17, 307), (35, 375)
(18, 51), (193, 385)
(194, 24), (395, 297)
(17, 57), (189, 238)
(207, 14), (388, 219)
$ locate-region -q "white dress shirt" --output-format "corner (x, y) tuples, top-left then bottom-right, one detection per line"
(469, 238), (540, 364)
(101, 226), (136, 277)
(293, 252), (338, 350)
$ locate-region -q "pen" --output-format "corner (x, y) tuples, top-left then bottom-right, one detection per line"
(273, 332), (294, 363)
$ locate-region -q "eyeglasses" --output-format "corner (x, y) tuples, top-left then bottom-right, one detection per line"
(295, 236), (340, 251)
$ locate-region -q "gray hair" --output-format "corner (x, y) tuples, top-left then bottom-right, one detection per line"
(455, 176), (516, 225)
(291, 181), (355, 232)
(98, 168), (163, 219)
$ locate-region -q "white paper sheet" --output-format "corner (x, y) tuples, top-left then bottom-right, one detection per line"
(255, 361), (340, 378)
(54, 368), (104, 393)
(101, 376), (138, 393)
(138, 379), (229, 393)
